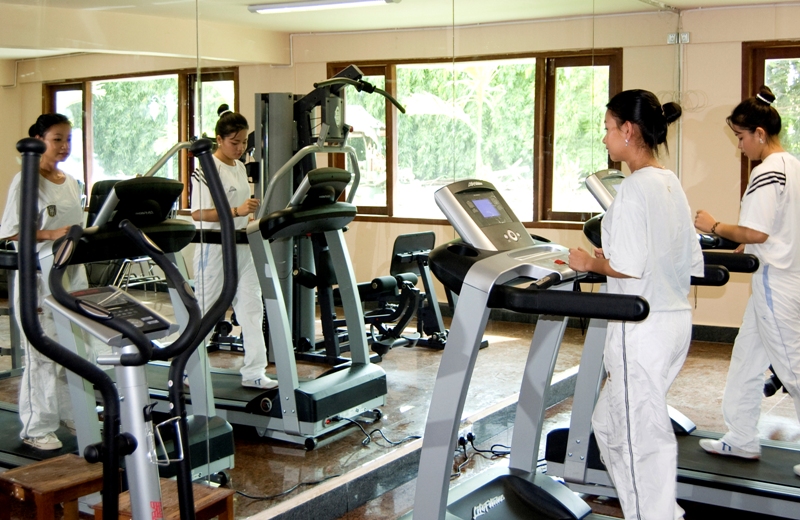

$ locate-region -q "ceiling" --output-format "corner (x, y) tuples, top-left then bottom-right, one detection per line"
(0, 0), (793, 59)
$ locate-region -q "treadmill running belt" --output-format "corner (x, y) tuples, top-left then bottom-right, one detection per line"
(679, 431), (800, 495)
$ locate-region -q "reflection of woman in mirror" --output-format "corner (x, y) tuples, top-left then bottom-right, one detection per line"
(191, 104), (276, 390)
(0, 113), (88, 450)
(695, 86), (800, 478)
(568, 90), (703, 520)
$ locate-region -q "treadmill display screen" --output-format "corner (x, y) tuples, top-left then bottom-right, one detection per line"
(473, 198), (500, 218)
(601, 175), (624, 197)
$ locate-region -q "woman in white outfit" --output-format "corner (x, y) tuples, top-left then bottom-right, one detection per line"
(0, 114), (87, 450)
(191, 104), (276, 390)
(569, 90), (704, 520)
(695, 86), (800, 477)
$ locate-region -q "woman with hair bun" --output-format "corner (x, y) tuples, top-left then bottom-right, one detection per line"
(191, 104), (276, 390)
(569, 89), (703, 519)
(0, 113), (87, 450)
(695, 86), (800, 477)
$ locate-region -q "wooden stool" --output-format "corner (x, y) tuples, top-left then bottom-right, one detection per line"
(93, 478), (234, 520)
(0, 453), (105, 520)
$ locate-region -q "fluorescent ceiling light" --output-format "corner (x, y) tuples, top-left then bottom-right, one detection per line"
(249, 0), (399, 14)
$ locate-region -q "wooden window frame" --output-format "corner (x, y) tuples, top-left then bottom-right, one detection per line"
(329, 49), (622, 228)
(44, 67), (238, 209)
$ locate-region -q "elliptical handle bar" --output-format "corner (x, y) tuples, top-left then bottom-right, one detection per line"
(16, 137), (124, 520)
(48, 225), (155, 366)
(313, 77), (406, 114)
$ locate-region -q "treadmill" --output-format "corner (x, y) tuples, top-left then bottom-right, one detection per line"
(402, 179), (650, 519)
(545, 169), (800, 519)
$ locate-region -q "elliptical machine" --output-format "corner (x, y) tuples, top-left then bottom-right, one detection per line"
(18, 138), (238, 520)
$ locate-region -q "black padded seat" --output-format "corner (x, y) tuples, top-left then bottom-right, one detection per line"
(257, 202), (357, 241)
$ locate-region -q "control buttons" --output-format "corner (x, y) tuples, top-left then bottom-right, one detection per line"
(554, 259), (566, 265)
(505, 230), (519, 242)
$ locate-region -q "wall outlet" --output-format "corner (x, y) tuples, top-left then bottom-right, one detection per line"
(680, 32), (690, 44)
(667, 33), (678, 44)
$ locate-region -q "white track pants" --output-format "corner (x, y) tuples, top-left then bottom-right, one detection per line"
(14, 266), (88, 440)
(194, 243), (268, 381)
(721, 265), (800, 453)
(593, 310), (692, 520)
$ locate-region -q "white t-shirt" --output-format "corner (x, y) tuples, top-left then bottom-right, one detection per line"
(602, 166), (704, 312)
(0, 171), (84, 250)
(190, 155), (251, 230)
(739, 152), (800, 272)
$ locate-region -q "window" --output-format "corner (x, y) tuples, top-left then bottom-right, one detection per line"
(742, 42), (800, 195)
(45, 69), (237, 208)
(329, 50), (621, 226)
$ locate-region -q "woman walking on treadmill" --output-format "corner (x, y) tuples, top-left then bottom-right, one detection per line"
(569, 90), (703, 519)
(695, 86), (800, 475)
(0, 114), (87, 450)
(191, 104), (277, 390)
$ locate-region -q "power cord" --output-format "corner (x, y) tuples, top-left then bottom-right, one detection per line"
(465, 432), (511, 457)
(235, 473), (342, 500)
(334, 416), (421, 447)
(451, 438), (472, 479)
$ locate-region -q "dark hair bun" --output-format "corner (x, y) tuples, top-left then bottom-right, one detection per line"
(217, 104), (231, 116)
(662, 102), (682, 125)
(756, 86), (775, 105)
(28, 113), (71, 138)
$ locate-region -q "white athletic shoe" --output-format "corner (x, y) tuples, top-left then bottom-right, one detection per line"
(794, 464), (800, 477)
(699, 438), (760, 460)
(23, 432), (63, 451)
(242, 377), (278, 390)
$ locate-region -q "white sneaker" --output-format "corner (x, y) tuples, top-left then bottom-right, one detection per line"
(699, 438), (760, 460)
(23, 432), (63, 451)
(794, 464), (800, 477)
(242, 377), (278, 390)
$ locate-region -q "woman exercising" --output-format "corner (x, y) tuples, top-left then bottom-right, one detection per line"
(0, 114), (87, 450)
(569, 90), (703, 519)
(191, 104), (277, 390)
(695, 86), (800, 478)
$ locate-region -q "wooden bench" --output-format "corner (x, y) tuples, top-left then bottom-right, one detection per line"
(0, 453), (105, 520)
(93, 477), (234, 520)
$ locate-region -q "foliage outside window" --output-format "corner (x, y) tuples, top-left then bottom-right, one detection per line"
(332, 50), (620, 226)
(45, 69), (237, 208)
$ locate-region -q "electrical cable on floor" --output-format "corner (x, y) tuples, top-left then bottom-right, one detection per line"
(335, 416), (421, 447)
(450, 444), (472, 480)
(235, 473), (342, 501)
(469, 438), (511, 457)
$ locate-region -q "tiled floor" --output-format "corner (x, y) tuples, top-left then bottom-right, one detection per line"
(0, 289), (798, 519)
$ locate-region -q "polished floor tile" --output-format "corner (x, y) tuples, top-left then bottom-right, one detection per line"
(0, 290), (796, 519)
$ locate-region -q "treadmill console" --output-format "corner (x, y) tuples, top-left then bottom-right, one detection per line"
(434, 179), (535, 252)
(585, 169), (625, 211)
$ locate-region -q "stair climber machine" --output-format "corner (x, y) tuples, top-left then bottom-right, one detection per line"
(402, 179), (651, 520)
(543, 169), (800, 519)
(253, 64), (406, 366)
(20, 138), (238, 520)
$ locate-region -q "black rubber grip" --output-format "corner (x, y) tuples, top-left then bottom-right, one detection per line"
(487, 286), (649, 322)
(702, 251), (759, 273)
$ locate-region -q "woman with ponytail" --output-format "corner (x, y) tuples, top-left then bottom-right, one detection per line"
(0, 113), (87, 450)
(191, 104), (276, 390)
(569, 90), (703, 519)
(695, 86), (800, 477)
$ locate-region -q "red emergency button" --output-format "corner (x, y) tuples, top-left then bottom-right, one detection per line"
(554, 259), (566, 265)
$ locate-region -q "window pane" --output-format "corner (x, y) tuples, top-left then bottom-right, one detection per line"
(344, 75), (386, 207)
(765, 59), (800, 158)
(396, 59), (536, 220)
(198, 79), (235, 138)
(54, 90), (85, 190)
(551, 65), (609, 214)
(91, 75), (179, 194)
